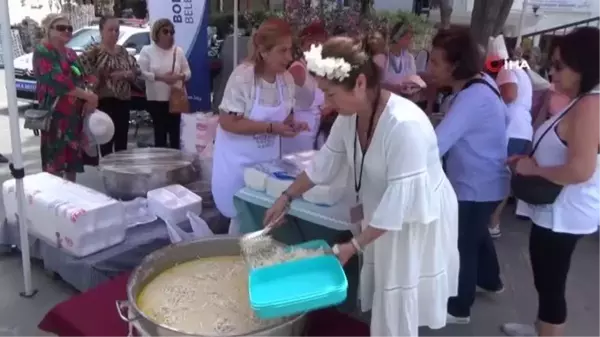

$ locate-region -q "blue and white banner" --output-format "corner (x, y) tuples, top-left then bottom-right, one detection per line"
(147, 0), (211, 111)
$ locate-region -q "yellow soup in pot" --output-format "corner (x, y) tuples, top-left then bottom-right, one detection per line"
(137, 256), (283, 336)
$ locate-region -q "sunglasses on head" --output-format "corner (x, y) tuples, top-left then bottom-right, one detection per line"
(53, 24), (73, 33)
(161, 28), (175, 36)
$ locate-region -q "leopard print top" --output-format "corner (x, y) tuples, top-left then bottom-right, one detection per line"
(78, 43), (140, 100)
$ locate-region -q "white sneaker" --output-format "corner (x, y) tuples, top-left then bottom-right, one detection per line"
(446, 313), (470, 325)
(501, 323), (537, 336)
(489, 225), (501, 238)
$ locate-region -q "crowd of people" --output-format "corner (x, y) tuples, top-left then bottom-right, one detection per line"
(31, 13), (191, 181)
(30, 11), (599, 337)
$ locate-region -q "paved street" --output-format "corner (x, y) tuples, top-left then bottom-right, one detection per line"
(0, 69), (598, 336)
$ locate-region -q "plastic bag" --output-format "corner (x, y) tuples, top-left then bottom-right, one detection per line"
(122, 197), (157, 228)
(180, 112), (219, 155)
(165, 211), (214, 244)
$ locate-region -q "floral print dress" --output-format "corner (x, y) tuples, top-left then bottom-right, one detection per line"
(33, 41), (88, 174)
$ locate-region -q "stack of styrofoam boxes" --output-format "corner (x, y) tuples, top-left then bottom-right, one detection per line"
(2, 172), (126, 257)
(243, 151), (349, 206)
(146, 184), (203, 225)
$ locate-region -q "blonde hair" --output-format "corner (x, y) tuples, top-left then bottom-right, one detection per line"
(150, 18), (174, 44)
(41, 13), (69, 39)
(247, 18), (291, 74)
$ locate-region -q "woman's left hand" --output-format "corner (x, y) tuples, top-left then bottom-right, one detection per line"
(124, 70), (135, 80)
(514, 157), (539, 176)
(292, 121), (310, 132)
(334, 242), (356, 266)
(110, 70), (132, 80)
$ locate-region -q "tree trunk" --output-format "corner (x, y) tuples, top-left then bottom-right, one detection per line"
(470, 0), (514, 48)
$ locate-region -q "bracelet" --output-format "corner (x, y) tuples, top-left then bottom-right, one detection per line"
(281, 190), (293, 204)
(350, 238), (362, 253)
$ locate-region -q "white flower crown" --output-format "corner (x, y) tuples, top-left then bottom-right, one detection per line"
(304, 44), (353, 82)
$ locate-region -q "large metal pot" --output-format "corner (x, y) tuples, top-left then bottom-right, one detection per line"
(116, 236), (307, 336)
(100, 148), (199, 200)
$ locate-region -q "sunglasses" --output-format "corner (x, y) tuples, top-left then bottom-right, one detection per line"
(161, 28), (175, 36)
(53, 24), (73, 33)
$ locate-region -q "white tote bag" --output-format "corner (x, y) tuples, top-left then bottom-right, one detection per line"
(165, 211), (214, 244)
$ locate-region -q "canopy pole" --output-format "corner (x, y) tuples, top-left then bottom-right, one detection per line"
(0, 0), (36, 298)
(516, 0), (530, 47)
(233, 0), (239, 68)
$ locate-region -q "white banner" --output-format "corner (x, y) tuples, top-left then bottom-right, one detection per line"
(147, 0), (211, 111)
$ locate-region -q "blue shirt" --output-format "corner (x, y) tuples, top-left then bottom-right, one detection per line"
(436, 76), (510, 202)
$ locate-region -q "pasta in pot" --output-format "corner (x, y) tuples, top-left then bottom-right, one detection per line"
(137, 256), (284, 336)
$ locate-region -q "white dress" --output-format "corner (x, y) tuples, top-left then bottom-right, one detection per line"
(305, 94), (460, 336)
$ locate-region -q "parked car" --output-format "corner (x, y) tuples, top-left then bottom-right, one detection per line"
(13, 23), (151, 101)
(14, 22), (223, 104)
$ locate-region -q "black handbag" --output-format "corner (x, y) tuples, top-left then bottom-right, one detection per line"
(23, 97), (58, 131)
(511, 97), (580, 205)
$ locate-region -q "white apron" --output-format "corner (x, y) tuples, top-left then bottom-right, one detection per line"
(281, 88), (325, 154)
(212, 75), (290, 233)
(382, 51), (415, 85)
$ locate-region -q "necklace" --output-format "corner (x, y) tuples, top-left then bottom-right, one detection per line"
(388, 52), (403, 74)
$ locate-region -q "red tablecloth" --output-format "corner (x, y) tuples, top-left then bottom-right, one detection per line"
(38, 272), (368, 336)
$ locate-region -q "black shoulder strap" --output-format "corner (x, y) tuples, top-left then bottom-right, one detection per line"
(529, 90), (598, 156)
(449, 75), (501, 106)
(462, 78), (501, 99)
(529, 96), (580, 156)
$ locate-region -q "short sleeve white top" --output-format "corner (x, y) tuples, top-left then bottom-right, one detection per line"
(218, 62), (295, 117)
(496, 68), (533, 140)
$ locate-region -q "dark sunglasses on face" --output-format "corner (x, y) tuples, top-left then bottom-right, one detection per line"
(53, 24), (73, 33)
(161, 28), (175, 36)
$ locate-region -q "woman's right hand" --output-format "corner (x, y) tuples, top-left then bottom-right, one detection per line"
(272, 123), (299, 137)
(84, 92), (98, 113)
(263, 195), (289, 228)
(159, 72), (179, 85)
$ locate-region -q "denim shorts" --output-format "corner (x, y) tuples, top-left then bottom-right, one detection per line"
(507, 138), (531, 157)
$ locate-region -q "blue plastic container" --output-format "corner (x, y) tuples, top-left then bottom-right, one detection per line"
(248, 240), (348, 319)
(288, 239), (331, 252)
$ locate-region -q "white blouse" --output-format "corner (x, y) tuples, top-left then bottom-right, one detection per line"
(138, 44), (192, 102)
(305, 94), (445, 230)
(304, 93), (459, 336)
(219, 62), (295, 117)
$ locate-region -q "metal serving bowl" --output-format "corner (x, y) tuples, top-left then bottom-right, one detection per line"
(100, 148), (199, 200)
(115, 236), (307, 336)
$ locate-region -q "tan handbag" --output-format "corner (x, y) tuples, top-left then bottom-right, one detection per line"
(169, 48), (190, 114)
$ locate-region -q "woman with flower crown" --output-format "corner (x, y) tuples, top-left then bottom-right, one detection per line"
(264, 36), (460, 336)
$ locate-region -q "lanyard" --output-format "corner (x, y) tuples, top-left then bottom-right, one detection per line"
(353, 90), (382, 199)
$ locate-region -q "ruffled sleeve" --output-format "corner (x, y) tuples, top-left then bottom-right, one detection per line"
(305, 115), (348, 185)
(219, 63), (254, 116)
(370, 118), (438, 231)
